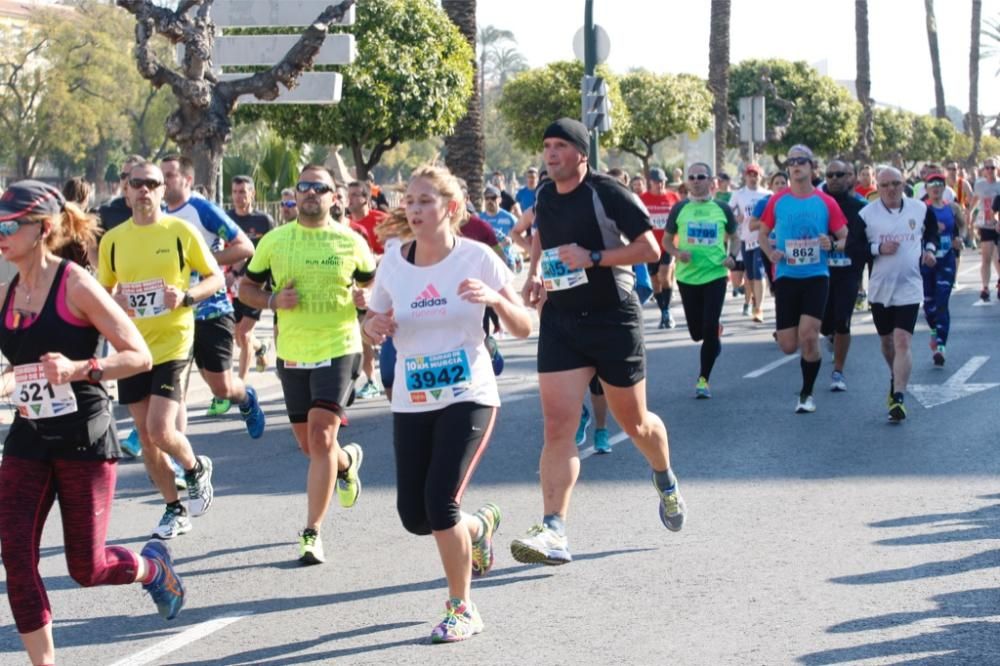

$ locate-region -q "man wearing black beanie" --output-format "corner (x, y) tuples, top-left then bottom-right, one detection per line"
(510, 118), (688, 567)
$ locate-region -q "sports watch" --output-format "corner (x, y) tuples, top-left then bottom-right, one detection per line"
(589, 250), (602, 267)
(86, 358), (103, 384)
(182, 291), (195, 307)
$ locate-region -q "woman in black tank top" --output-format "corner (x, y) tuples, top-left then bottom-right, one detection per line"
(0, 180), (183, 666)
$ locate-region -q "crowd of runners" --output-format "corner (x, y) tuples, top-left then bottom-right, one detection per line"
(0, 115), (997, 662)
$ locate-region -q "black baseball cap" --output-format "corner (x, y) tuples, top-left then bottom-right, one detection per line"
(0, 180), (66, 222)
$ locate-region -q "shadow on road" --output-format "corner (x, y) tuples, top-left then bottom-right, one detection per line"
(799, 494), (1000, 664)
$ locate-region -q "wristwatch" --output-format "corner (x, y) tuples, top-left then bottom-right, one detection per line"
(589, 250), (603, 267)
(86, 358), (103, 384)
(182, 291), (195, 307)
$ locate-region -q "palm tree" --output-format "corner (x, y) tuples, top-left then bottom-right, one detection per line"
(477, 25), (515, 111)
(490, 45), (528, 91)
(442, 0), (486, 209)
(855, 0), (874, 162)
(969, 0), (983, 163)
(708, 0), (730, 173)
(925, 0), (947, 119)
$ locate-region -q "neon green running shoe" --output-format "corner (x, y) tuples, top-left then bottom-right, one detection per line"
(206, 397), (231, 417)
(336, 443), (363, 508)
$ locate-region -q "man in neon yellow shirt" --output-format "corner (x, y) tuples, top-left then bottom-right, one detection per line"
(240, 165), (375, 565)
(97, 161), (223, 539)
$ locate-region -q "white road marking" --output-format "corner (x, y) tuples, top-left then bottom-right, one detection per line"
(909, 356), (999, 408)
(744, 353), (800, 379)
(106, 612), (252, 666)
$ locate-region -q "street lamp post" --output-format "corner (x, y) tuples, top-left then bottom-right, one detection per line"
(584, 0), (599, 169)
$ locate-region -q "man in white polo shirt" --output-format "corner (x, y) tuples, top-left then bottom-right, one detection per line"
(861, 166), (939, 423)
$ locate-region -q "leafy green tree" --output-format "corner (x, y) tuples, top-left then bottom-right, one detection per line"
(239, 0), (473, 183)
(872, 108), (915, 165)
(728, 59), (861, 163)
(497, 60), (628, 154)
(616, 70), (712, 176)
(908, 115), (956, 166)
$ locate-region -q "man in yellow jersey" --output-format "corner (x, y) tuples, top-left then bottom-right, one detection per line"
(97, 161), (224, 539)
(239, 165), (375, 565)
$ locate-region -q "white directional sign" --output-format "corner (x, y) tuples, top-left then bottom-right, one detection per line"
(220, 72), (342, 104)
(214, 34), (354, 67)
(212, 1), (355, 28)
(909, 356), (999, 408)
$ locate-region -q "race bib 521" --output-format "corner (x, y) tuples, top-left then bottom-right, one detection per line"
(13, 363), (77, 420)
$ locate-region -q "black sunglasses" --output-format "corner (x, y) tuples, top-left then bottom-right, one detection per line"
(296, 182), (333, 194)
(128, 178), (163, 189)
(687, 174), (710, 181)
(787, 157), (811, 166)
(826, 172), (847, 179)
(281, 200), (297, 208)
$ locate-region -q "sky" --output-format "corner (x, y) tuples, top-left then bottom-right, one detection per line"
(477, 0), (1000, 119)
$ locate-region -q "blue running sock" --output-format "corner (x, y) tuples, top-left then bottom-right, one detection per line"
(653, 468), (677, 492)
(543, 514), (565, 536)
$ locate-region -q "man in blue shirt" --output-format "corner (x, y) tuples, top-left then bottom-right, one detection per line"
(515, 167), (539, 213)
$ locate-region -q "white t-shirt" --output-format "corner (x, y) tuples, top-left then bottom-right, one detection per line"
(729, 187), (772, 246)
(369, 237), (512, 413)
(861, 197), (929, 307)
(973, 178), (1000, 227)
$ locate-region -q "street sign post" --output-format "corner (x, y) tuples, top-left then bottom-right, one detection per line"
(211, 1), (355, 28)
(738, 95), (766, 163)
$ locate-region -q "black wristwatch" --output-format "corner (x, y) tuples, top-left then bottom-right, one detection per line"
(86, 358), (103, 385)
(589, 250), (602, 267)
(182, 291), (195, 307)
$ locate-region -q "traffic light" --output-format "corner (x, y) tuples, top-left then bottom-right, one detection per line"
(582, 75), (611, 132)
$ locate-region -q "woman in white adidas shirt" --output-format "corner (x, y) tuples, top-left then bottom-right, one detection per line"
(362, 165), (531, 644)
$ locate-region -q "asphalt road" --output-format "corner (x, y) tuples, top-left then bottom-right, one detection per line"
(1, 253), (998, 665)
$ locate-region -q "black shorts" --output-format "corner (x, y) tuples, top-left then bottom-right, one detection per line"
(732, 260), (745, 272)
(193, 314), (235, 373)
(821, 268), (860, 337)
(589, 374), (603, 396)
(977, 227), (999, 243)
(118, 359), (188, 405)
(774, 276), (829, 331)
(537, 296), (645, 387)
(277, 354), (361, 423)
(871, 302), (919, 336)
(233, 298), (261, 323)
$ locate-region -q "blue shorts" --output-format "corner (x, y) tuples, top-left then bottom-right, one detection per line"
(742, 244), (764, 281)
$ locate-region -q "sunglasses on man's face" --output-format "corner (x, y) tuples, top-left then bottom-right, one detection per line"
(984, 165), (997, 170)
(786, 157), (811, 166)
(296, 182), (333, 194)
(687, 174), (710, 181)
(826, 172), (847, 179)
(281, 200), (297, 208)
(128, 178), (163, 190)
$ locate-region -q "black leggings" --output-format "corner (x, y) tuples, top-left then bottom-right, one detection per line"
(393, 402), (497, 534)
(677, 277), (727, 380)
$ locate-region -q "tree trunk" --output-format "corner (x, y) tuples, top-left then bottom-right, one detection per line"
(968, 0), (983, 164)
(442, 0), (485, 210)
(708, 0), (731, 174)
(925, 0), (947, 119)
(855, 0), (874, 163)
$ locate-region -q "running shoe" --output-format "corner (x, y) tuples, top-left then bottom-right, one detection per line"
(980, 288), (990, 303)
(471, 502), (501, 578)
(888, 392), (907, 423)
(485, 335), (504, 375)
(168, 456), (187, 491)
(255, 339), (270, 372)
(855, 290), (867, 311)
(239, 385), (266, 439)
(430, 598), (484, 644)
(795, 394), (816, 413)
(510, 524), (572, 565)
(653, 473), (686, 532)
(298, 528), (325, 565)
(151, 504), (192, 540)
(575, 404), (591, 446)
(357, 381), (380, 400)
(593, 428), (611, 454)
(741, 302), (751, 316)
(141, 540), (185, 620)
(185, 455), (214, 517)
(830, 371), (847, 392)
(695, 376), (711, 399)
(121, 428), (142, 458)
(336, 443), (363, 508)
(205, 397), (231, 417)
(752, 310), (764, 323)
(933, 344), (946, 367)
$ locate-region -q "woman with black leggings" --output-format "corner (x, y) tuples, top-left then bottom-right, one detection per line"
(363, 166), (531, 643)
